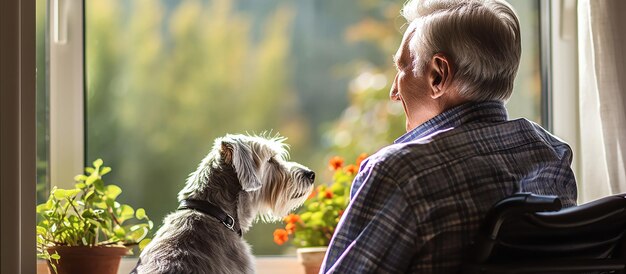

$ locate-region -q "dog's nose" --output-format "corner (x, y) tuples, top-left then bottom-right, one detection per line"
(305, 171), (315, 182)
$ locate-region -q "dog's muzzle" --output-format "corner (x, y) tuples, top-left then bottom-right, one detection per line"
(304, 170), (315, 182)
(290, 170), (315, 199)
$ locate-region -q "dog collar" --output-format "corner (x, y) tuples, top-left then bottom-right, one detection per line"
(178, 199), (243, 237)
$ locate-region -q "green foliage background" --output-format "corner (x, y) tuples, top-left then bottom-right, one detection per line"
(35, 0), (541, 255)
(83, 0), (406, 255)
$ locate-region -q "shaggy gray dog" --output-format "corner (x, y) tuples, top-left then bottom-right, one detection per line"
(132, 134), (315, 274)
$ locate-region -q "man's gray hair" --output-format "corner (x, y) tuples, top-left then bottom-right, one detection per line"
(402, 0), (521, 101)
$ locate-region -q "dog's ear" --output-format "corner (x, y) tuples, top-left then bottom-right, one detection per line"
(221, 138), (262, 192)
(220, 141), (234, 164)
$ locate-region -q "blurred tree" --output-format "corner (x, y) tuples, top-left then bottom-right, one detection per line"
(324, 0), (405, 162)
(86, 0), (301, 254)
(86, 0), (521, 255)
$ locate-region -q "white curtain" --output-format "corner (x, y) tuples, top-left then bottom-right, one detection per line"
(578, 0), (626, 202)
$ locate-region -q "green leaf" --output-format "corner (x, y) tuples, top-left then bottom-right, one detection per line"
(85, 190), (94, 200)
(68, 215), (80, 224)
(102, 199), (118, 209)
(67, 189), (80, 197)
(331, 183), (344, 193)
(85, 173), (97, 185)
(62, 218), (72, 228)
(300, 212), (312, 222)
(93, 158), (103, 169)
(114, 226), (126, 238)
(334, 197), (346, 206)
(52, 189), (68, 200)
(130, 224), (147, 231)
(75, 182), (86, 189)
(135, 208), (147, 220)
(36, 226), (47, 236)
(50, 253), (61, 260)
(52, 188), (79, 200)
(100, 166), (112, 176)
(127, 226), (148, 242)
(74, 174), (88, 181)
(46, 198), (54, 209)
(310, 212), (325, 226)
(85, 167), (95, 174)
(107, 235), (122, 243)
(93, 200), (108, 209)
(93, 179), (105, 192)
(307, 202), (319, 211)
(43, 210), (55, 218)
(36, 203), (49, 213)
(138, 238), (152, 250)
(117, 205), (134, 222)
(82, 210), (95, 219)
(105, 185), (122, 200)
(87, 219), (100, 227)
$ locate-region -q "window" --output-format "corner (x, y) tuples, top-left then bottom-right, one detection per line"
(507, 0), (543, 124)
(36, 0), (49, 206)
(34, 0), (546, 262)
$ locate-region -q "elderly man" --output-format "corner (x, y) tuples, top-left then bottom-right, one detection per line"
(321, 0), (577, 273)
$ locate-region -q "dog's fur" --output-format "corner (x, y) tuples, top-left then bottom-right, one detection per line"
(133, 134), (315, 274)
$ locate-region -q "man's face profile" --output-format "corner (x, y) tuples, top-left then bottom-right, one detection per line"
(389, 23), (438, 132)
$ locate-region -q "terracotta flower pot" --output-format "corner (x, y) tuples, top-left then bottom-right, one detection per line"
(297, 247), (328, 274)
(47, 246), (129, 274)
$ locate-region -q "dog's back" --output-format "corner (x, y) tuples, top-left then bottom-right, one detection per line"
(133, 210), (254, 274)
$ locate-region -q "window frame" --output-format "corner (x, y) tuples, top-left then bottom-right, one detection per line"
(49, 0), (85, 190)
(546, 0), (581, 190)
(0, 0), (37, 272)
(540, 0), (553, 132)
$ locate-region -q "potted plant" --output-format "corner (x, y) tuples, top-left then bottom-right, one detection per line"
(36, 159), (153, 274)
(273, 153), (367, 274)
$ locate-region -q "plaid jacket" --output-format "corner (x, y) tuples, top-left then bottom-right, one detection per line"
(321, 101), (577, 273)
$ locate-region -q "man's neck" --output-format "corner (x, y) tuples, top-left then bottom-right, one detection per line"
(407, 94), (469, 132)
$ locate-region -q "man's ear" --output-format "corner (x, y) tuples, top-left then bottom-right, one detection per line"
(428, 53), (453, 99)
(220, 138), (262, 192)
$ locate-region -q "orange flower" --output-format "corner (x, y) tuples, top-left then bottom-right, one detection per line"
(273, 229), (289, 245)
(324, 190), (333, 199)
(286, 223), (296, 234)
(338, 209), (345, 217)
(328, 156), (344, 171)
(284, 213), (301, 224)
(356, 153), (368, 167)
(344, 164), (358, 175)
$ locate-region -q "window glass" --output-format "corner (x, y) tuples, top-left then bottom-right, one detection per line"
(36, 0), (49, 205)
(506, 0), (542, 123)
(85, 0), (541, 255)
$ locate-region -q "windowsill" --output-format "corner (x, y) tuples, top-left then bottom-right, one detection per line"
(38, 256), (305, 274)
